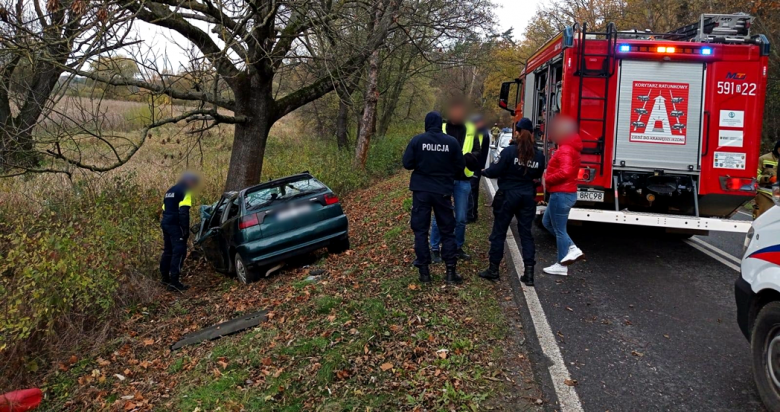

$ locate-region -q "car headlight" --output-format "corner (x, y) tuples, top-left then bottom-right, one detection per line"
(743, 226), (755, 258)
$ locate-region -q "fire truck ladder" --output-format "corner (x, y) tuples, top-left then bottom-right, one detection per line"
(574, 22), (617, 177)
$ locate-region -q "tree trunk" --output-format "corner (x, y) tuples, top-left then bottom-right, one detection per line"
(354, 49), (381, 168)
(224, 77), (275, 191)
(336, 99), (350, 149)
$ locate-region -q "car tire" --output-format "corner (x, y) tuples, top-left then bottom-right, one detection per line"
(328, 237), (350, 254)
(234, 253), (260, 284)
(751, 301), (780, 412)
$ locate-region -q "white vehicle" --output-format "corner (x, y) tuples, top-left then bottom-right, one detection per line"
(489, 131), (514, 164)
(736, 185), (780, 411)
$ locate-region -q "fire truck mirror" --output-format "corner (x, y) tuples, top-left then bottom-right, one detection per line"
(498, 80), (521, 116)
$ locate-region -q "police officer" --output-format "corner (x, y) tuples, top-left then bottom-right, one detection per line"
(756, 141), (780, 219)
(160, 172), (200, 291)
(403, 111), (467, 284)
(430, 100), (481, 263)
(479, 118), (545, 285)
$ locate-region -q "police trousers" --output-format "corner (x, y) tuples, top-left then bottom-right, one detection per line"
(488, 189), (536, 266)
(411, 191), (457, 266)
(160, 223), (187, 278)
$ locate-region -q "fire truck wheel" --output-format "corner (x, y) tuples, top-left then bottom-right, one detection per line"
(751, 301), (780, 412)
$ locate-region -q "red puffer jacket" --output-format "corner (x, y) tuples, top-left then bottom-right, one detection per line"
(545, 133), (583, 193)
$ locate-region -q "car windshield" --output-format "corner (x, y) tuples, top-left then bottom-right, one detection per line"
(244, 177), (326, 210)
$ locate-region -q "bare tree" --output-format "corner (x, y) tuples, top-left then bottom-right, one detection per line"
(0, 0), (133, 174)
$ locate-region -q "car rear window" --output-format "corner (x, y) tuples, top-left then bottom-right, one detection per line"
(244, 177), (326, 210)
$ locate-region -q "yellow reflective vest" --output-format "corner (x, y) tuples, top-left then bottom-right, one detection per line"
(757, 152), (778, 196)
(443, 122), (483, 178)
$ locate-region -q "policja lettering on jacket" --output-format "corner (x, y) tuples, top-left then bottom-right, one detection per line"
(422, 143), (450, 152)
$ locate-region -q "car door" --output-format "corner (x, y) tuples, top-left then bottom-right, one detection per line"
(198, 196), (229, 271)
(218, 195), (242, 267)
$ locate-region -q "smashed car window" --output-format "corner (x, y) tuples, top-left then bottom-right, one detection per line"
(244, 178), (326, 210)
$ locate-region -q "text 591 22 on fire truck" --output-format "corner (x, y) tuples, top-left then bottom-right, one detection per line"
(497, 13), (770, 235)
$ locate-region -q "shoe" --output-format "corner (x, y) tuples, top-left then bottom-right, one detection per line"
(431, 249), (443, 264)
(418, 265), (432, 283)
(167, 274), (190, 292)
(479, 262), (500, 281)
(161, 273), (171, 286)
(445, 265), (463, 285)
(543, 263), (568, 276)
(520, 265), (534, 286)
(561, 245), (584, 265)
(456, 248), (471, 261)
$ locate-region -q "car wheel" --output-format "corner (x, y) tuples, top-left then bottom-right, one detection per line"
(234, 253), (259, 284)
(328, 237), (350, 254)
(751, 301), (780, 412)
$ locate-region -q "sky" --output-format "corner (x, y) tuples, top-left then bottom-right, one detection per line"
(494, 0), (546, 41)
(131, 0), (546, 72)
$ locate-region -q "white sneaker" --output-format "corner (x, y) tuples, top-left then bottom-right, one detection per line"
(543, 263), (568, 276)
(561, 245), (584, 265)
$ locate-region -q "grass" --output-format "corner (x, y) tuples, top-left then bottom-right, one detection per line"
(0, 114), (414, 393)
(36, 172), (523, 411)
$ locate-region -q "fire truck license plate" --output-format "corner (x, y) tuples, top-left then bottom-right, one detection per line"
(577, 190), (604, 202)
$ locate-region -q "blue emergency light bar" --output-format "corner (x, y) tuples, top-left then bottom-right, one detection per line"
(617, 43), (714, 56)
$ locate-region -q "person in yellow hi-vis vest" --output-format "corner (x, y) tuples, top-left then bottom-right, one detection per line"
(430, 99), (481, 263)
(161, 172), (200, 291)
(755, 141), (780, 219)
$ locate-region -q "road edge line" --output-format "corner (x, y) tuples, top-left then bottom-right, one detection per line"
(688, 237), (741, 265)
(683, 239), (741, 272)
(486, 179), (584, 412)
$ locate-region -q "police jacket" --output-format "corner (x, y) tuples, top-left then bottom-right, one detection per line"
(482, 142), (545, 194)
(442, 121), (481, 180)
(403, 112), (466, 196)
(161, 181), (192, 233)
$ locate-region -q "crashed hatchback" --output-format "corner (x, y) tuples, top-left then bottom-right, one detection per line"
(194, 172), (349, 283)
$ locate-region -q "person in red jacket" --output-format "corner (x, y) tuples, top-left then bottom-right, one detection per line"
(542, 116), (584, 276)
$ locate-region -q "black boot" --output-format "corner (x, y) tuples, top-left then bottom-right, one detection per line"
(445, 264), (463, 285)
(167, 274), (190, 292)
(479, 262), (500, 281)
(431, 249), (443, 264)
(161, 273), (171, 287)
(418, 265), (432, 283)
(456, 248), (471, 261)
(520, 265), (535, 286)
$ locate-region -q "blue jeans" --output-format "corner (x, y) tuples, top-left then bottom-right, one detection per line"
(431, 180), (471, 250)
(543, 192), (577, 262)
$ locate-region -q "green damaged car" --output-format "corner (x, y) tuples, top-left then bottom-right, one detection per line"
(195, 172), (349, 283)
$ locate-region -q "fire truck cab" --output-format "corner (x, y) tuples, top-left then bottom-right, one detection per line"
(498, 14), (771, 234)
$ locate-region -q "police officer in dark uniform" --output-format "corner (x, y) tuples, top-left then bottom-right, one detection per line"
(403, 111), (467, 284)
(479, 118), (545, 285)
(160, 172), (200, 291)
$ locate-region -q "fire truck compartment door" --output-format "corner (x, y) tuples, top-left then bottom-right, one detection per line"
(614, 60), (705, 171)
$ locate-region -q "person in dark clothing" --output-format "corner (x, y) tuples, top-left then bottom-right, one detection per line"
(160, 172), (200, 291)
(403, 111), (467, 284)
(430, 100), (481, 263)
(467, 114), (491, 223)
(479, 118), (545, 285)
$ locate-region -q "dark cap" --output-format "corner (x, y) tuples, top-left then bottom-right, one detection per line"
(516, 118), (533, 133)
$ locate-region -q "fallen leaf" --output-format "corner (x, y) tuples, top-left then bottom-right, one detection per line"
(123, 401), (136, 410)
(380, 362), (393, 371)
(408, 283), (418, 290)
(564, 379), (578, 386)
(217, 360), (229, 370)
(115, 374), (126, 381)
(631, 350), (644, 357)
(68, 355), (78, 365)
(142, 338), (154, 346)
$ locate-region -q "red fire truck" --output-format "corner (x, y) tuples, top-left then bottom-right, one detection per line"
(497, 13), (770, 234)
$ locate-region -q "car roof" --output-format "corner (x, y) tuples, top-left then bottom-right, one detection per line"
(239, 172), (318, 196)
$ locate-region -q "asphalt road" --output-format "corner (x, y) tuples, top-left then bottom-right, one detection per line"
(505, 205), (763, 411)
